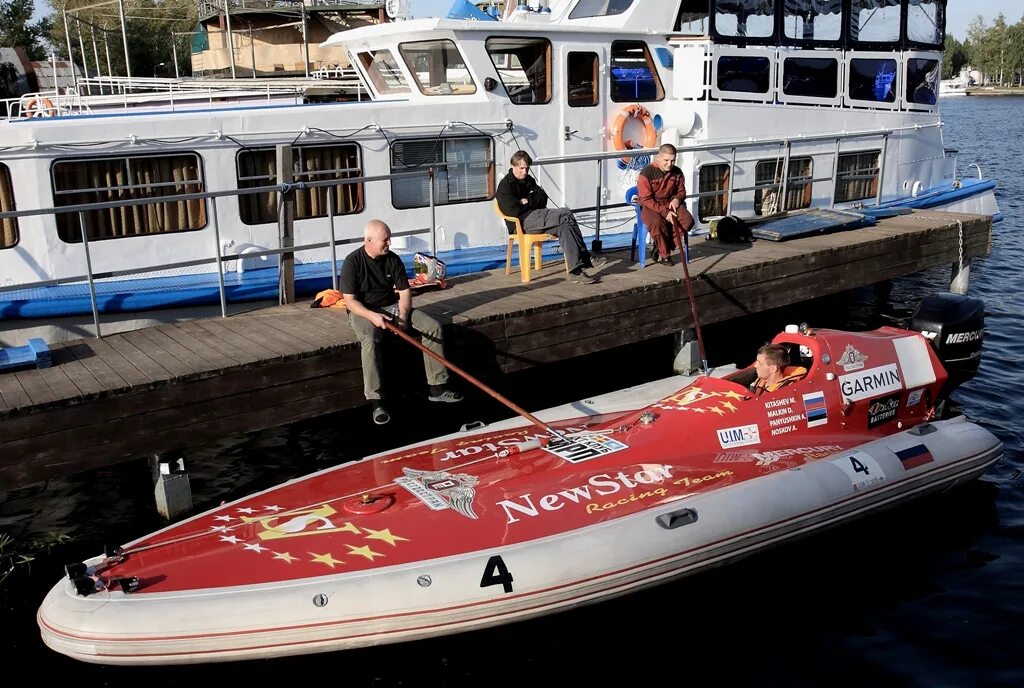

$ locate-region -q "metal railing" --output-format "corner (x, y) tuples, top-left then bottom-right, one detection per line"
(0, 122), (939, 337)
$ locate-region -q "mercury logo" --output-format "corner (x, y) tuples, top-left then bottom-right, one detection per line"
(945, 329), (983, 345)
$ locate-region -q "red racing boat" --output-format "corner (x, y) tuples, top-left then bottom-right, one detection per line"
(37, 293), (1002, 665)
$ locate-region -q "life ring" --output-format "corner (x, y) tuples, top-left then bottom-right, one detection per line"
(22, 96), (56, 118)
(612, 104), (658, 165)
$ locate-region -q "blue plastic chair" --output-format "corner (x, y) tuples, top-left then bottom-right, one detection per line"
(627, 186), (691, 265)
(626, 186), (647, 267)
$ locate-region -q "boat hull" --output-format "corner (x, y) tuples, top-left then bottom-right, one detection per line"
(38, 412), (1001, 666)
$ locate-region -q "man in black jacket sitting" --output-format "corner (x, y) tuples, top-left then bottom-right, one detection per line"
(495, 150), (602, 284)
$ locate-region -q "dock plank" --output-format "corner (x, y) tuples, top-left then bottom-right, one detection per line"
(0, 210), (995, 490)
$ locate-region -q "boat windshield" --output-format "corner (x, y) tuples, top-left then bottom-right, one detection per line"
(569, 0), (635, 19)
(358, 49), (410, 95)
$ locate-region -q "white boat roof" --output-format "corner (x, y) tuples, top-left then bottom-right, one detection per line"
(321, 16), (662, 50)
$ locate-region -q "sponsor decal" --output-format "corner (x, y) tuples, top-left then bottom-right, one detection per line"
(653, 386), (745, 415)
(830, 451), (886, 491)
(396, 468), (479, 519)
(717, 424), (761, 449)
(764, 395), (803, 436)
(802, 391), (828, 427)
(945, 329), (983, 345)
(752, 444), (843, 467)
(543, 433), (628, 463)
(895, 444), (934, 470)
(497, 465), (674, 524)
(839, 363), (902, 402)
(867, 393), (900, 428)
(836, 344), (868, 371)
(906, 388), (924, 407)
(919, 330), (938, 341)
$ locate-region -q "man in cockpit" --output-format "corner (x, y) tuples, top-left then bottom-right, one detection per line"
(750, 344), (790, 396)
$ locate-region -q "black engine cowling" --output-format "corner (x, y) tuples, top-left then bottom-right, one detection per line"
(909, 293), (985, 397)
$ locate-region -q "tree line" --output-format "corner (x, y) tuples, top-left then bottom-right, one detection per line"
(945, 13), (1024, 87)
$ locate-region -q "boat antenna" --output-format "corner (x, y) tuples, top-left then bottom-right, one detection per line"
(675, 230), (709, 374)
(382, 320), (562, 439)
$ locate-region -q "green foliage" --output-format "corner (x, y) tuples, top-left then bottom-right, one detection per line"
(0, 0), (52, 60)
(45, 0), (197, 79)
(942, 35), (967, 80)
(965, 13), (1024, 86)
(0, 531), (74, 588)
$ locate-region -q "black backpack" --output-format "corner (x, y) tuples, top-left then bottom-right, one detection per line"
(716, 215), (752, 243)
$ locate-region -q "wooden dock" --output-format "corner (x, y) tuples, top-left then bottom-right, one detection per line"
(0, 210), (991, 491)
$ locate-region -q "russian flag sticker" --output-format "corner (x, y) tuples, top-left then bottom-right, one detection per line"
(895, 444), (934, 470)
(802, 391), (828, 428)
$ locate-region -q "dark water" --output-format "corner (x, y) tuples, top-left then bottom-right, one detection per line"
(2, 97), (1022, 685)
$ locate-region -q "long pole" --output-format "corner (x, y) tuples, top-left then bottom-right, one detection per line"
(674, 224), (708, 373)
(63, 10), (78, 90)
(382, 321), (557, 436)
(90, 25), (103, 93)
(223, 0), (237, 79)
(104, 33), (113, 81)
(117, 0), (131, 79)
(300, 1), (310, 78)
(171, 32), (180, 79)
(76, 20), (90, 95)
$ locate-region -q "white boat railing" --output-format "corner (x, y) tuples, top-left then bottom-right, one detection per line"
(0, 122), (946, 337)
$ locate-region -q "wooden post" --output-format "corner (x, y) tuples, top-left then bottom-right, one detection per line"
(277, 144), (295, 304)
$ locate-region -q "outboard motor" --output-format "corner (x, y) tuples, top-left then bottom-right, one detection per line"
(909, 293), (985, 398)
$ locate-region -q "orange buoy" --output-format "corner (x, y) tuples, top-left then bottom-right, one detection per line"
(22, 96), (56, 118)
(611, 104), (658, 165)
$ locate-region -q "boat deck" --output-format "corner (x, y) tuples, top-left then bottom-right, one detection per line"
(0, 210), (991, 490)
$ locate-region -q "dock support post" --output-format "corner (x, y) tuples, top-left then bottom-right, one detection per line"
(672, 328), (702, 375)
(950, 258), (971, 295)
(150, 454), (193, 520)
(276, 144), (296, 304)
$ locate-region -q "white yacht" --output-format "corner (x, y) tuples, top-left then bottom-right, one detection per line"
(0, 0), (1000, 346)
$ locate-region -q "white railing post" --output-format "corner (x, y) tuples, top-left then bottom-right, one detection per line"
(779, 140), (792, 213)
(78, 211), (102, 338)
(328, 188), (338, 290)
(211, 197), (227, 318)
(876, 133), (889, 206)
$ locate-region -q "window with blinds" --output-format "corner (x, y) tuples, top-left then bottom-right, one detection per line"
(236, 144), (363, 225)
(390, 137), (494, 209)
(698, 163), (730, 220)
(834, 150), (880, 203)
(754, 157), (813, 215)
(0, 163), (17, 249)
(52, 152), (206, 243)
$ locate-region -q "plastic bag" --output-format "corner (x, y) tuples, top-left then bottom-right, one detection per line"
(411, 253), (448, 289)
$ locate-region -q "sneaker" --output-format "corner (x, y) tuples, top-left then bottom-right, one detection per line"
(566, 270), (598, 285)
(588, 256), (608, 269)
(428, 386), (463, 403)
(371, 402), (390, 425)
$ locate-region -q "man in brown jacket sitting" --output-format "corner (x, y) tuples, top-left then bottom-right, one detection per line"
(637, 143), (695, 265)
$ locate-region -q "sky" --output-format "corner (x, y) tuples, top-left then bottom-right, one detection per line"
(32, 0), (1022, 40)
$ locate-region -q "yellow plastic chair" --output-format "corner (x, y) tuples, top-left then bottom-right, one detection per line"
(494, 201), (562, 283)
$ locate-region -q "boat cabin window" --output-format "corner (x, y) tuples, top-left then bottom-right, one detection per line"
(847, 0), (901, 47)
(236, 144), (363, 226)
(485, 37), (551, 105)
(781, 0), (842, 45)
(713, 0), (776, 43)
(906, 58), (939, 105)
(569, 0), (635, 19)
(906, 0), (945, 48)
(834, 150), (880, 203)
(848, 58), (898, 102)
(717, 55), (770, 93)
(610, 41), (664, 102)
(390, 136), (494, 209)
(52, 153), (206, 243)
(698, 163), (730, 220)
(398, 40), (477, 96)
(358, 49), (410, 95)
(0, 163), (17, 249)
(755, 157), (812, 215)
(567, 52), (599, 107)
(782, 57), (839, 98)
(675, 0), (710, 35)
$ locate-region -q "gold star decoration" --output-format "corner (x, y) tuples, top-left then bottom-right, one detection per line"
(361, 527), (409, 547)
(347, 544), (383, 561)
(721, 390), (747, 401)
(710, 406), (726, 416)
(309, 552), (344, 568)
(720, 401), (738, 412)
(273, 551), (298, 564)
